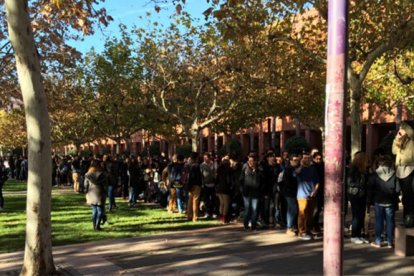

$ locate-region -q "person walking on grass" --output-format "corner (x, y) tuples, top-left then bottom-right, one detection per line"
(0, 160), (8, 211)
(368, 155), (400, 248)
(85, 160), (109, 231)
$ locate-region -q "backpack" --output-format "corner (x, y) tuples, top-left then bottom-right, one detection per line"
(347, 171), (366, 198)
(171, 164), (188, 189)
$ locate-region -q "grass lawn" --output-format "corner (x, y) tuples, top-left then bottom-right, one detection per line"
(0, 180), (221, 253)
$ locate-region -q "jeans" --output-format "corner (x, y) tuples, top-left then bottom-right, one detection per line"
(176, 188), (183, 213)
(374, 204), (395, 245)
(129, 185), (138, 204)
(92, 204), (103, 229)
(349, 197), (366, 238)
(108, 185), (116, 210)
(285, 196), (298, 229)
(243, 196), (259, 229)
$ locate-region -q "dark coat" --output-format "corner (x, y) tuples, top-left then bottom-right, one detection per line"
(187, 163), (202, 190)
(368, 166), (400, 206)
(216, 162), (232, 195)
(280, 165), (298, 198)
(239, 163), (263, 198)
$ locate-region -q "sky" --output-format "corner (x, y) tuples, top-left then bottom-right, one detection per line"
(68, 0), (211, 54)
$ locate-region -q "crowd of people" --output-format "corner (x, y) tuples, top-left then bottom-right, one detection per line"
(1, 121), (413, 249)
(0, 155), (28, 210)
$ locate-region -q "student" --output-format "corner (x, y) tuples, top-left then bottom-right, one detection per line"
(368, 155), (400, 248)
(84, 160), (109, 231)
(294, 152), (320, 240)
(346, 152), (369, 244)
(240, 152), (263, 231)
(186, 153), (202, 222)
(392, 121), (414, 227)
(216, 155), (232, 223)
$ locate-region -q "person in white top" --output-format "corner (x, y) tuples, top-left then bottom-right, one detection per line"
(392, 121), (414, 227)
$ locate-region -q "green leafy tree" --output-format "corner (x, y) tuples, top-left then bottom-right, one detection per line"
(81, 32), (153, 154)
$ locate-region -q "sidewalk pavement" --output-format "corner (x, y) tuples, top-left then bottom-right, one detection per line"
(1, 224), (413, 276)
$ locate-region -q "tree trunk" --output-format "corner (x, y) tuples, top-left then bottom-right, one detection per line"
(271, 116), (276, 149)
(5, 1), (56, 275)
(350, 80), (362, 158)
(294, 118), (301, 136)
(115, 140), (120, 155)
(249, 127), (254, 151)
(184, 122), (199, 153)
(190, 129), (198, 153)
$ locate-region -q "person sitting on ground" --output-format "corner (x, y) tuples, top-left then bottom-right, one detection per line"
(84, 160), (109, 231)
(368, 155), (400, 248)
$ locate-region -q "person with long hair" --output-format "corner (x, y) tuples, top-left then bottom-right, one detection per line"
(84, 160), (108, 231)
(392, 121), (414, 227)
(346, 151), (369, 244)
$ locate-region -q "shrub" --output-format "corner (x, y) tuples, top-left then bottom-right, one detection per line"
(218, 139), (243, 160)
(176, 144), (192, 158)
(284, 135), (310, 154)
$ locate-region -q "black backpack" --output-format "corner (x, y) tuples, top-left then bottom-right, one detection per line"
(346, 170), (366, 198)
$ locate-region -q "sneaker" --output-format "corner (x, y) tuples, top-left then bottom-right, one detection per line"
(387, 243), (394, 249)
(243, 226), (250, 232)
(371, 242), (381, 248)
(299, 234), (312, 240)
(359, 237), (369, 244)
(351, 237), (363, 244)
(286, 229), (296, 237)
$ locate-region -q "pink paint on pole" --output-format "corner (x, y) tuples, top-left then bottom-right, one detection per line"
(324, 0), (348, 275)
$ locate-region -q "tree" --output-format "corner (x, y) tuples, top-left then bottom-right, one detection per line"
(212, 1), (414, 156)
(365, 50), (414, 117)
(0, 108), (26, 149)
(206, 0), (326, 131)
(2, 1), (112, 274)
(47, 71), (99, 150)
(81, 32), (154, 154)
(277, 0), (414, 156)
(5, 1), (55, 274)
(138, 14), (256, 151)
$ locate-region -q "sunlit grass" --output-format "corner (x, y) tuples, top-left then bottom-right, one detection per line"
(0, 181), (221, 253)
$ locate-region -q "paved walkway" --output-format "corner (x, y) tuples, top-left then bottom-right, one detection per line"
(1, 224), (413, 276)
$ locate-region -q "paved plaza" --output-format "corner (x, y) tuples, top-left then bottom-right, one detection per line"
(1, 223), (414, 275)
